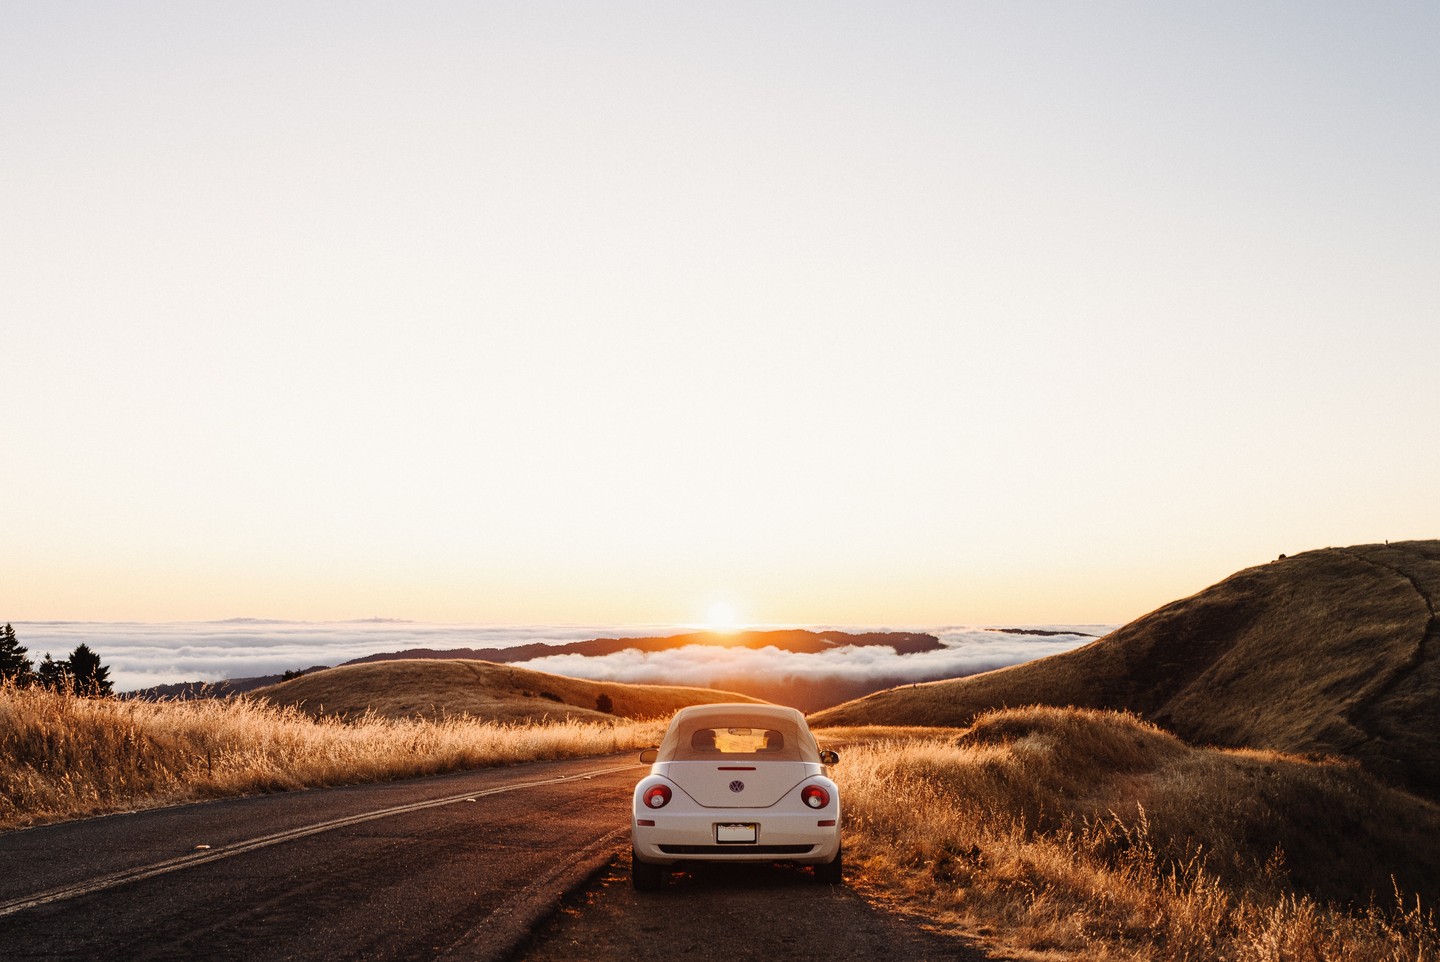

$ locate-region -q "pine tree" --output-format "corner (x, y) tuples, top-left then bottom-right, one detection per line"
(37, 653), (69, 692)
(0, 623), (36, 685)
(65, 643), (114, 697)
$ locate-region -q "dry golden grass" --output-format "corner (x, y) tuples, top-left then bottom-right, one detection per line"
(251, 658), (765, 722)
(0, 681), (664, 831)
(829, 706), (1440, 961)
(13, 669), (1440, 960)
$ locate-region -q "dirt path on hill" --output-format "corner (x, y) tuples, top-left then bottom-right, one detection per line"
(511, 848), (1017, 962)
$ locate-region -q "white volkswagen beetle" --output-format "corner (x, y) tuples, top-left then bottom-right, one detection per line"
(630, 703), (841, 890)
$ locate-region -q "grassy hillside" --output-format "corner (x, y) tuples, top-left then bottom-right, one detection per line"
(836, 708), (1440, 960)
(813, 540), (1440, 797)
(337, 629), (946, 713)
(250, 658), (765, 722)
(0, 680), (664, 831)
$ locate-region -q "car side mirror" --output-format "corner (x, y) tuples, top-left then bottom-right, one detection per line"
(819, 750), (840, 766)
(639, 748), (658, 764)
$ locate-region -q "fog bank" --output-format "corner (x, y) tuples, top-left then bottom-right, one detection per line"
(10, 622), (1106, 694)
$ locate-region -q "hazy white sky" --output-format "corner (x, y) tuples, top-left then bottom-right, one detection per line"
(4, 2), (1436, 626)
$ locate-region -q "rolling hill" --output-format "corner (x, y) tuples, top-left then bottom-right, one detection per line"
(250, 658), (766, 723)
(130, 630), (940, 705)
(812, 540), (1440, 798)
(336, 628), (946, 713)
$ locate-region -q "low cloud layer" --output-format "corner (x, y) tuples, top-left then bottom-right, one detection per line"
(9, 621), (1107, 694)
(517, 627), (1099, 709)
(10, 621), (666, 691)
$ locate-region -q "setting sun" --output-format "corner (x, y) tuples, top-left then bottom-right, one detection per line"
(705, 602), (742, 634)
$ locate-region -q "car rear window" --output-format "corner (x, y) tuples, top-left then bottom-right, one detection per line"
(669, 720), (809, 761)
(687, 727), (786, 754)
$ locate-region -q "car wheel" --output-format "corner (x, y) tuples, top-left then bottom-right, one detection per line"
(814, 845), (843, 884)
(632, 848), (664, 891)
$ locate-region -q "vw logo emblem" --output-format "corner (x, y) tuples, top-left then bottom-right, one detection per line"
(728, 780), (745, 793)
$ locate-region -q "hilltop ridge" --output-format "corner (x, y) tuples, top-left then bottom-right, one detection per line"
(250, 658), (765, 722)
(813, 540), (1440, 798)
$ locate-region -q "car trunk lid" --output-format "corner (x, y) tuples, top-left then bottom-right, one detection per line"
(665, 761), (805, 808)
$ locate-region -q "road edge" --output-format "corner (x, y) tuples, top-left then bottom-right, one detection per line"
(439, 825), (628, 962)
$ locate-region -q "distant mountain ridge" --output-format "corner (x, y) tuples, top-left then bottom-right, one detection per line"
(813, 540), (1440, 799)
(341, 628), (942, 666)
(127, 669), (331, 701)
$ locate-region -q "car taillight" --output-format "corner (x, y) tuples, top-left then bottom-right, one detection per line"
(801, 785), (830, 809)
(643, 785), (672, 809)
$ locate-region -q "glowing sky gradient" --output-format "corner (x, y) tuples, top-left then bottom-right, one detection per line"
(4, 3), (1436, 627)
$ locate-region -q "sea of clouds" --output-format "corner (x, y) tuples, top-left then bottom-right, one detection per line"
(9, 621), (1112, 693)
(516, 627), (1106, 690)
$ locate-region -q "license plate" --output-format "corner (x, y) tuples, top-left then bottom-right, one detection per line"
(715, 823), (758, 844)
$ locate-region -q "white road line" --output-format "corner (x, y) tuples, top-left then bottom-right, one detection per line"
(0, 762), (638, 919)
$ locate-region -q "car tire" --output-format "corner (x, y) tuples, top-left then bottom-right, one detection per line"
(632, 848), (664, 892)
(814, 845), (843, 884)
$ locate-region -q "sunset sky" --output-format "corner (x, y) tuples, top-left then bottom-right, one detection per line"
(4, 2), (1436, 628)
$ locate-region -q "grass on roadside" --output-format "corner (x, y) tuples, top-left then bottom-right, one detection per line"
(0, 680), (664, 831)
(828, 706), (1440, 962)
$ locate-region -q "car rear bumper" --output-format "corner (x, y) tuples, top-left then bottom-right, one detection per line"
(632, 811), (840, 866)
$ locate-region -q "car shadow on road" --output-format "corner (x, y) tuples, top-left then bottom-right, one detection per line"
(511, 850), (1010, 962)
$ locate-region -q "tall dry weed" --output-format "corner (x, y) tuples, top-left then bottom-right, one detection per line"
(0, 681), (663, 830)
(834, 707), (1440, 962)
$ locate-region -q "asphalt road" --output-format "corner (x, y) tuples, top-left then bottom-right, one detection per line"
(516, 851), (1008, 962)
(0, 755), (642, 961)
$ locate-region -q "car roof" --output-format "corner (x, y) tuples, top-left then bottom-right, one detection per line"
(657, 703), (819, 762)
(669, 703), (810, 726)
